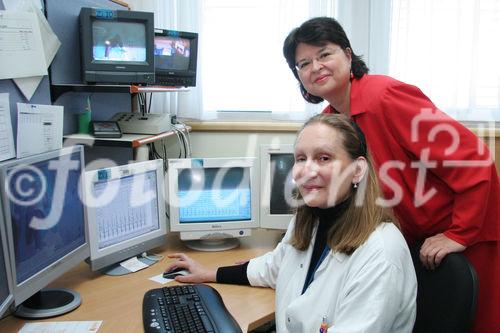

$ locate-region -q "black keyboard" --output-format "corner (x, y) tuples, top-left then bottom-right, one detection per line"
(143, 284), (242, 333)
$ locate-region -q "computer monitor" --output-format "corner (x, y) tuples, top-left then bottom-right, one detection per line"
(167, 157), (259, 251)
(79, 7), (155, 84)
(0, 200), (14, 319)
(154, 29), (198, 87)
(85, 159), (167, 275)
(0, 146), (89, 319)
(259, 144), (296, 230)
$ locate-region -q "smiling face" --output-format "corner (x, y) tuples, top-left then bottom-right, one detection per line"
(293, 123), (359, 208)
(295, 42), (352, 103)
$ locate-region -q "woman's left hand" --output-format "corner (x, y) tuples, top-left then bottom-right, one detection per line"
(419, 233), (466, 270)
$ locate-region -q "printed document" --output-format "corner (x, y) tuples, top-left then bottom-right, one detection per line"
(16, 103), (63, 158)
(5, 1), (61, 100)
(0, 93), (15, 162)
(19, 320), (103, 333)
(0, 10), (47, 80)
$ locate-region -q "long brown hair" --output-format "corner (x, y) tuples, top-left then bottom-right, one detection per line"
(290, 114), (396, 254)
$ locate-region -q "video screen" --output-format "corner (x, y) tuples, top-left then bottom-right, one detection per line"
(154, 36), (191, 71)
(177, 167), (251, 223)
(92, 20), (146, 62)
(6, 152), (85, 285)
(270, 153), (295, 215)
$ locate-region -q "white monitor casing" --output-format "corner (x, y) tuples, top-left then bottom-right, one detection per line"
(167, 157), (259, 250)
(85, 159), (167, 271)
(259, 144), (295, 230)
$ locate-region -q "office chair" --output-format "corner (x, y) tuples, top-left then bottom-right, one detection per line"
(410, 244), (478, 333)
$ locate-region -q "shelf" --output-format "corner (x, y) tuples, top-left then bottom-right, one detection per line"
(50, 84), (189, 102)
(63, 125), (191, 148)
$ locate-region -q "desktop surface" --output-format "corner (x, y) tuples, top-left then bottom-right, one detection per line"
(0, 231), (278, 332)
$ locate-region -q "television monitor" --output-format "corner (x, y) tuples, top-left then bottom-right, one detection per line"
(0, 200), (14, 319)
(0, 146), (89, 319)
(167, 157), (259, 251)
(85, 159), (167, 275)
(154, 29), (199, 87)
(79, 7), (155, 84)
(259, 144), (296, 230)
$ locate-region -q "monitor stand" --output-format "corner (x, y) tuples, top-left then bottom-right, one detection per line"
(100, 255), (158, 276)
(184, 238), (240, 252)
(14, 288), (81, 319)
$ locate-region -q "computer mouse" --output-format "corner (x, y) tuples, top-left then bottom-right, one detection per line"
(162, 267), (188, 279)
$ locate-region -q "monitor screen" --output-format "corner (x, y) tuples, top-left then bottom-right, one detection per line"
(0, 146), (89, 318)
(167, 158), (258, 251)
(0, 206), (13, 318)
(154, 35), (191, 71)
(178, 167), (251, 223)
(86, 159), (167, 274)
(92, 20), (146, 63)
(260, 144), (296, 230)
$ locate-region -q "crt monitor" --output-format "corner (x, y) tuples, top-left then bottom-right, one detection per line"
(85, 159), (167, 275)
(167, 157), (259, 251)
(0, 199), (14, 319)
(259, 144), (296, 230)
(154, 29), (199, 87)
(0, 146), (89, 319)
(79, 7), (155, 84)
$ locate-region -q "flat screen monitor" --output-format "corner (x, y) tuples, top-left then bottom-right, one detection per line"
(79, 7), (155, 84)
(167, 157), (259, 251)
(0, 200), (14, 319)
(0, 146), (89, 319)
(154, 29), (198, 87)
(259, 144), (296, 230)
(85, 159), (167, 275)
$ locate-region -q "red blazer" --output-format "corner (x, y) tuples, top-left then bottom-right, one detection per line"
(324, 74), (499, 245)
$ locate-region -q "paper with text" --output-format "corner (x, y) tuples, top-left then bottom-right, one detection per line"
(19, 320), (103, 333)
(16, 103), (63, 158)
(0, 93), (15, 162)
(7, 1), (61, 100)
(120, 256), (149, 272)
(0, 10), (47, 80)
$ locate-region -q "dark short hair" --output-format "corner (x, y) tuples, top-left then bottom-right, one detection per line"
(283, 17), (369, 104)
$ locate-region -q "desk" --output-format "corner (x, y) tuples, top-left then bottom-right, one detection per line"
(0, 231), (280, 332)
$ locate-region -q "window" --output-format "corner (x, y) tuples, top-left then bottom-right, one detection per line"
(389, 0), (500, 122)
(200, 0), (335, 121)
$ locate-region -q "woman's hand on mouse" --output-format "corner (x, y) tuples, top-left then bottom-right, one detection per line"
(165, 253), (217, 283)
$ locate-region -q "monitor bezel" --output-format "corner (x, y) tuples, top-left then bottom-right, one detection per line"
(167, 157), (259, 233)
(79, 7), (155, 74)
(85, 159), (167, 271)
(0, 199), (14, 318)
(259, 144), (295, 230)
(0, 146), (90, 306)
(154, 29), (198, 86)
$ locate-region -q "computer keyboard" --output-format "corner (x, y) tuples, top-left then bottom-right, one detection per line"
(143, 284), (242, 333)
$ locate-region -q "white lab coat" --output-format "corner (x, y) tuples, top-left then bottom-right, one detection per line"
(247, 219), (417, 333)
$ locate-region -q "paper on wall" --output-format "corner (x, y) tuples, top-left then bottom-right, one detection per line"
(16, 102), (63, 158)
(7, 1), (62, 100)
(0, 10), (47, 80)
(0, 93), (16, 162)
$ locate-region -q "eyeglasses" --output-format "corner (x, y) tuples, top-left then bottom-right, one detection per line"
(295, 47), (343, 72)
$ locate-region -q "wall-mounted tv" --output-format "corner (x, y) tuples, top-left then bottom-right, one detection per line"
(154, 29), (198, 87)
(79, 7), (155, 84)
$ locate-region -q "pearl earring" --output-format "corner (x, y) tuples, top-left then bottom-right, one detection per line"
(353, 183), (358, 189)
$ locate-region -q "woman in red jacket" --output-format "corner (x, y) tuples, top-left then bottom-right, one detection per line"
(283, 16), (499, 332)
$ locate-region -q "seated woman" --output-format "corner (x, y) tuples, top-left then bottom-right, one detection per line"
(165, 114), (417, 332)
